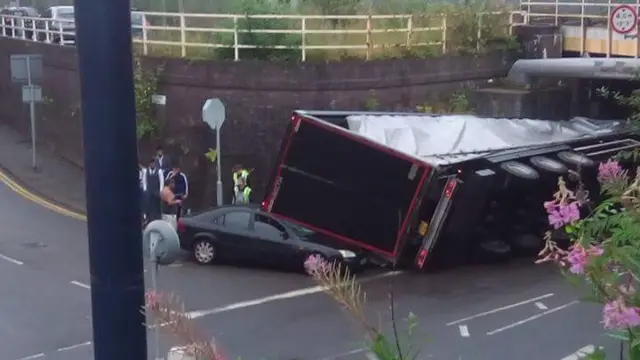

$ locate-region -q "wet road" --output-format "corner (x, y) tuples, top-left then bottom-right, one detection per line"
(0, 176), (620, 360)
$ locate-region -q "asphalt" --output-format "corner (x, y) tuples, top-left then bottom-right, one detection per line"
(0, 125), (625, 360)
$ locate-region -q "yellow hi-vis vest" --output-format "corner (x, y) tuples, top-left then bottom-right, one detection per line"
(233, 169), (250, 186)
(233, 186), (252, 204)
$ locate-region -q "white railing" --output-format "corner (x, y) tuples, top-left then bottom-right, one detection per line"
(0, 11), (522, 61)
(0, 15), (75, 45)
(519, 0), (640, 57)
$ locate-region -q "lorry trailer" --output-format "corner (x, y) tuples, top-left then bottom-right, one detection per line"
(261, 111), (640, 270)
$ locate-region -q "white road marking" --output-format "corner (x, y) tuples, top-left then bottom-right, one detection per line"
(318, 348), (366, 360)
(186, 271), (403, 319)
(365, 352), (379, 360)
(458, 325), (470, 337)
(0, 252), (23, 265)
(15, 354), (44, 360)
(535, 302), (548, 310)
(446, 293), (555, 326)
(57, 341), (92, 352)
(561, 345), (598, 360)
(486, 300), (579, 336)
(70, 280), (91, 289)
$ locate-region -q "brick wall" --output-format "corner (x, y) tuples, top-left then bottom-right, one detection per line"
(0, 37), (513, 209)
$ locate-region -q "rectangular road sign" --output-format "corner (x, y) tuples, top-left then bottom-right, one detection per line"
(22, 85), (42, 103)
(11, 54), (43, 83)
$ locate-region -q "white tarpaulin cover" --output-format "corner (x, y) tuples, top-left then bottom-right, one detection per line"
(345, 115), (624, 165)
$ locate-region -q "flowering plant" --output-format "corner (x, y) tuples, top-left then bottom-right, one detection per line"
(538, 157), (640, 360)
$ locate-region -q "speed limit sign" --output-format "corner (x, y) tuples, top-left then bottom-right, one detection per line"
(611, 5), (638, 34)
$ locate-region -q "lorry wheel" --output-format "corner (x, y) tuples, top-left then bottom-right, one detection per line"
(511, 233), (543, 257)
(476, 239), (511, 263)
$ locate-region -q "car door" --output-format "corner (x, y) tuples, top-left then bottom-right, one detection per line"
(216, 210), (254, 261)
(250, 213), (301, 266)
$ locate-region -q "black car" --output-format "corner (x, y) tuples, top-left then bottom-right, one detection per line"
(177, 205), (367, 273)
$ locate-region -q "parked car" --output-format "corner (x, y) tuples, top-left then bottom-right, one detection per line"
(0, 6), (39, 39)
(37, 6), (75, 44)
(177, 205), (368, 273)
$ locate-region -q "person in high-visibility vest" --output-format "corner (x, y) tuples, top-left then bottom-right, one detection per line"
(233, 177), (252, 204)
(232, 164), (251, 199)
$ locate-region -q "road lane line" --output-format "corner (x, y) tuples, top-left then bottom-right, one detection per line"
(486, 300), (579, 336)
(186, 270), (403, 319)
(0, 252), (23, 265)
(57, 341), (92, 352)
(458, 325), (470, 337)
(446, 293), (555, 325)
(561, 345), (598, 360)
(535, 302), (548, 310)
(0, 169), (86, 221)
(15, 354), (44, 360)
(70, 280), (91, 289)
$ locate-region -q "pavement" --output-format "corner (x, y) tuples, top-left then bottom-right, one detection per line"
(0, 123), (626, 360)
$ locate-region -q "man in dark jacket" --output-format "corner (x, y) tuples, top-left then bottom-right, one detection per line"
(156, 145), (171, 172)
(142, 157), (164, 223)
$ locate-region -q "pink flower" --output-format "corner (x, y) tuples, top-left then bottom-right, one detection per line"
(603, 297), (640, 329)
(559, 202), (580, 224)
(566, 245), (588, 274)
(565, 244), (604, 274)
(548, 210), (565, 229)
(598, 160), (623, 183)
(304, 254), (330, 275)
(544, 200), (556, 212)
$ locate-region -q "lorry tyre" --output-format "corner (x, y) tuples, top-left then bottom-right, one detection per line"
(511, 233), (543, 257)
(476, 239), (511, 263)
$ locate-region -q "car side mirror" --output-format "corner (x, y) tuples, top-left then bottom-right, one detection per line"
(280, 232), (288, 240)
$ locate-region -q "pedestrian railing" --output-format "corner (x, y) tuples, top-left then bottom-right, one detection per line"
(0, 10), (523, 61)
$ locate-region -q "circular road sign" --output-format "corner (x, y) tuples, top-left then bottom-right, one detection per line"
(611, 5), (637, 34)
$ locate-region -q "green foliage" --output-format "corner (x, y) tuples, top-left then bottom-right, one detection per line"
(363, 90), (379, 111)
(133, 58), (163, 139)
(416, 91), (472, 114)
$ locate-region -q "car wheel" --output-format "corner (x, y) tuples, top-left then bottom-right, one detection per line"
(192, 237), (217, 265)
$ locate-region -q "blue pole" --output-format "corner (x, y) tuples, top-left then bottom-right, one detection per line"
(73, 0), (148, 358)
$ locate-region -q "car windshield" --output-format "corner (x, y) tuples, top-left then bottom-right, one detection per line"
(280, 218), (315, 237)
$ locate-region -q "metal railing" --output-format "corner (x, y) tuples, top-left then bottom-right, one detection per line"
(0, 10), (522, 61)
(519, 0), (640, 57)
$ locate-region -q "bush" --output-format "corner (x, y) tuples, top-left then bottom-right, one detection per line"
(138, 0), (516, 61)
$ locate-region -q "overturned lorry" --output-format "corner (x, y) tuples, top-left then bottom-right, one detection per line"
(260, 111), (640, 270)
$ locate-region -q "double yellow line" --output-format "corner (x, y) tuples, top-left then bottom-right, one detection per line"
(0, 169), (87, 221)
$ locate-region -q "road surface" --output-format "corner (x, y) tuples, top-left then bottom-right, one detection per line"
(0, 172), (620, 360)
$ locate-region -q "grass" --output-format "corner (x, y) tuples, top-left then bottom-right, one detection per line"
(132, 0), (519, 61)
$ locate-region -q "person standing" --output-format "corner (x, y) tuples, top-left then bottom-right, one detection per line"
(232, 164), (250, 200)
(232, 177), (252, 204)
(142, 158), (164, 223)
(165, 165), (189, 220)
(160, 177), (182, 230)
(156, 145), (171, 172)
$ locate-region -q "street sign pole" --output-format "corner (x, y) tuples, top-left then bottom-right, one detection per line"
(74, 0), (147, 358)
(26, 59), (36, 170)
(202, 98), (226, 207)
(216, 122), (223, 206)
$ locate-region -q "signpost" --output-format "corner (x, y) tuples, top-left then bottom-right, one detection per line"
(142, 220), (181, 360)
(11, 54), (43, 170)
(611, 5), (637, 35)
(202, 98), (226, 206)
